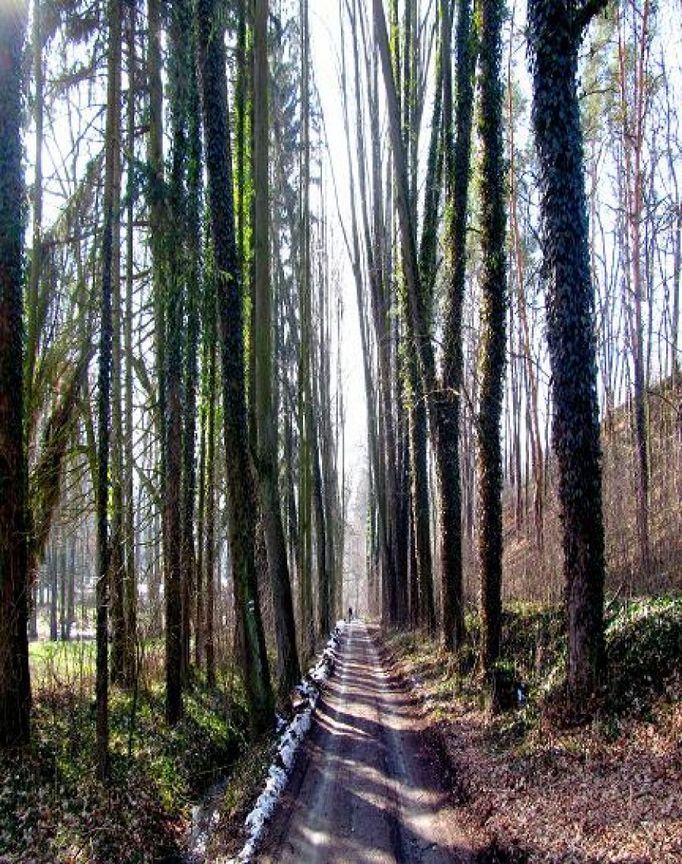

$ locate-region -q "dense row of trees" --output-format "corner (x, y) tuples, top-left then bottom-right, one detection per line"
(340, 0), (679, 707)
(1, 0), (680, 761)
(0, 0), (346, 765)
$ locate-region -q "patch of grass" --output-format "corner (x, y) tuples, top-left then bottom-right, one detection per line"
(0, 676), (250, 863)
(29, 639), (97, 688)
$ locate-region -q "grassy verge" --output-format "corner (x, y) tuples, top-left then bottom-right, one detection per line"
(386, 594), (682, 863)
(0, 659), (250, 864)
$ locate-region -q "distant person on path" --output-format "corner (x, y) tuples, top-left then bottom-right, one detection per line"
(347, 607), (353, 624)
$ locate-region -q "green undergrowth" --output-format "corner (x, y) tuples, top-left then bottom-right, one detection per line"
(0, 673), (250, 863)
(203, 736), (277, 861)
(389, 592), (682, 738)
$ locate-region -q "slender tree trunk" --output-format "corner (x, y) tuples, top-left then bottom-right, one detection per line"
(123, 0), (137, 685)
(253, 0), (301, 696)
(204, 339), (217, 688)
(412, 15), (444, 633)
(163, 252), (184, 723)
(180, 11), (202, 680)
(477, 0), (507, 678)
(25, 0), (43, 426)
(375, 0), (472, 648)
(49, 544), (58, 641)
(195, 353), (207, 670)
(196, 0), (274, 732)
(95, 0), (122, 775)
(297, 0), (315, 661)
(146, 0), (166, 645)
(617, 0), (651, 576)
(354, 2), (399, 625)
(410, 388), (434, 629)
(507, 21), (544, 555)
(339, 4), (391, 627)
(109, 0), (126, 684)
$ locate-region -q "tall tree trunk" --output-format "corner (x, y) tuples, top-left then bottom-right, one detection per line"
(311, 411), (329, 637)
(166, 0), (200, 712)
(146, 0), (166, 644)
(123, 0), (137, 685)
(66, 540), (75, 641)
(25, 0), (43, 427)
(507, 16), (544, 555)
(49, 544), (57, 641)
(180, 10), (202, 680)
(617, 0), (651, 577)
(95, 0), (122, 775)
(527, 0), (606, 708)
(204, 338), (217, 688)
(352, 0), (398, 624)
(253, 0), (301, 696)
(477, 0), (507, 678)
(163, 262), (184, 723)
(339, 3), (391, 627)
(375, 0), (472, 648)
(412, 15), (444, 633)
(438, 0), (476, 649)
(195, 351), (208, 670)
(196, 0), (274, 732)
(297, 0), (315, 661)
(109, 0), (126, 684)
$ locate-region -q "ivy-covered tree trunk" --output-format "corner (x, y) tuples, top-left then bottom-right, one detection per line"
(95, 0), (122, 776)
(408, 382), (433, 629)
(196, 0), (274, 733)
(0, 0), (31, 748)
(439, 0), (476, 650)
(164, 0), (190, 722)
(180, 6), (202, 682)
(123, 0), (138, 686)
(477, 0), (507, 678)
(297, 0), (315, 662)
(527, 0), (606, 708)
(109, 0), (126, 685)
(203, 337), (217, 689)
(375, 0), (473, 649)
(253, 0), (300, 696)
(195, 353), (208, 671)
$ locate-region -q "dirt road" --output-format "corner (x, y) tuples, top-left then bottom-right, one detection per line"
(258, 622), (473, 863)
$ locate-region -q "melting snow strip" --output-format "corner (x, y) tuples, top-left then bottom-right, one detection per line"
(221, 619), (347, 863)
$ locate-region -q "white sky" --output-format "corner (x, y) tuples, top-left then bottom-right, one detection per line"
(310, 0), (369, 491)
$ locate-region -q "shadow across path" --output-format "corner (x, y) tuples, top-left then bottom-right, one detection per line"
(258, 622), (473, 863)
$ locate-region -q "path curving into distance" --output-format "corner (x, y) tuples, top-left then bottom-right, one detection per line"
(258, 622), (473, 863)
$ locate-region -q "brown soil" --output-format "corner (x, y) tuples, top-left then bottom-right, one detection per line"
(257, 622), (474, 863)
(386, 632), (682, 864)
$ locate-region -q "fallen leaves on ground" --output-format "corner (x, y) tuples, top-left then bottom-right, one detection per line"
(388, 633), (682, 864)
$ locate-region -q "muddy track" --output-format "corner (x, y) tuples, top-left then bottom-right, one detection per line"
(258, 622), (473, 863)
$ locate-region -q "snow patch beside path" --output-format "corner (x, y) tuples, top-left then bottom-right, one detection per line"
(222, 620), (346, 863)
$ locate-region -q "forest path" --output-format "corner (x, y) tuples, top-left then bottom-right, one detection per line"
(258, 622), (473, 863)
